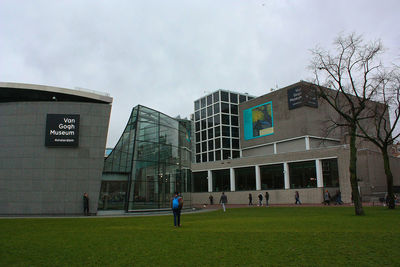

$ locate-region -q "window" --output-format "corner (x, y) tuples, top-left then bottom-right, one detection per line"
(231, 127), (239, 137)
(215, 138), (221, 149)
(202, 141), (207, 152)
(195, 121), (200, 132)
(201, 120), (206, 130)
(222, 126), (230, 136)
(322, 158), (339, 187)
(235, 167), (256, 191)
(215, 150), (221, 161)
(260, 164), (284, 189)
(195, 132), (200, 142)
(232, 139), (239, 149)
(208, 140), (214, 150)
(196, 143), (200, 153)
(212, 169), (230, 192)
(222, 114), (230, 125)
(195, 111), (200, 121)
(207, 117), (213, 128)
(200, 98), (206, 108)
(230, 93), (238, 103)
(208, 152), (214, 161)
(223, 150), (231, 160)
(221, 91), (229, 102)
(193, 171), (208, 192)
(239, 95), (247, 103)
(232, 150), (240, 158)
(213, 91), (219, 103)
(214, 103), (220, 114)
(196, 154), (201, 163)
(201, 108), (206, 119)
(214, 114), (220, 126)
(202, 153), (207, 162)
(289, 161), (317, 189)
(215, 126), (221, 137)
(208, 128), (213, 139)
(207, 106), (213, 117)
(222, 138), (230, 148)
(195, 100), (200, 110)
(201, 130), (206, 141)
(207, 95), (212, 106)
(221, 103), (229, 113)
(230, 104), (238, 115)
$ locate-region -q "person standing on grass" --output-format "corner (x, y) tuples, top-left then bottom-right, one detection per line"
(265, 191), (269, 207)
(83, 192), (89, 216)
(248, 193), (253, 206)
(258, 193), (263, 206)
(295, 191), (301, 205)
(219, 192), (228, 212)
(323, 190), (331, 205)
(171, 192), (183, 227)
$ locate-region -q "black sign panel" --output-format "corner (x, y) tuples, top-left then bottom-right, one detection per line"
(45, 114), (80, 147)
(287, 86), (318, 110)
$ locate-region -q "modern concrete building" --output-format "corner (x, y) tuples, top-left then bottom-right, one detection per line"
(191, 81), (400, 205)
(0, 82), (112, 215)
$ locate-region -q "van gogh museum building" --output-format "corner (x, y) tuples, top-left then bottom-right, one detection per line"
(1, 81), (399, 215)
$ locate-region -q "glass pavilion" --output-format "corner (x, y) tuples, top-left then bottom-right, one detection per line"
(99, 105), (192, 211)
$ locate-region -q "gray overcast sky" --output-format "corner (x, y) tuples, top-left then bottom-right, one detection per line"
(1, 0), (399, 147)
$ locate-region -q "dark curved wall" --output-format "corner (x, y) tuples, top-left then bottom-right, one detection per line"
(0, 101), (111, 215)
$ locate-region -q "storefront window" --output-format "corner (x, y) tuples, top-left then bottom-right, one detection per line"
(260, 164), (284, 189)
(235, 167), (256, 191)
(289, 160), (317, 189)
(212, 169), (230, 192)
(322, 158), (339, 187)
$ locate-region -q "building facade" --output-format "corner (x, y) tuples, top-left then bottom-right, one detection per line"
(0, 82), (112, 215)
(99, 105), (192, 211)
(191, 81), (400, 205)
(193, 90), (254, 163)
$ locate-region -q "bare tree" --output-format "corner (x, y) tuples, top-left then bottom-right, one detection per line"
(356, 69), (400, 209)
(310, 33), (385, 215)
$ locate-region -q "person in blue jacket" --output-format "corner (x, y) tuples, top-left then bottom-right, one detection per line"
(171, 192), (183, 227)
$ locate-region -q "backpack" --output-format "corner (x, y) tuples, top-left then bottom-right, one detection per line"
(172, 197), (180, 209)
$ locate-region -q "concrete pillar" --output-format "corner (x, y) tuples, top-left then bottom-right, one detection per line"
(316, 159), (324, 188)
(255, 165), (261, 190)
(305, 136), (310, 150)
(230, 168), (236, 192)
(207, 170), (213, 192)
(284, 162), (290, 189)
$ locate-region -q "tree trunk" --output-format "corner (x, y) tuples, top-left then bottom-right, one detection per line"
(349, 125), (365, 215)
(381, 147), (395, 209)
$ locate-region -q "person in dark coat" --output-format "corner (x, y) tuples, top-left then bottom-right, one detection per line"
(295, 191), (301, 205)
(219, 192), (228, 212)
(265, 191), (270, 207)
(83, 192), (89, 216)
(248, 193), (253, 205)
(258, 193), (263, 206)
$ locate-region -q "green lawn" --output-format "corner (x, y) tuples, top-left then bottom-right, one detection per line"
(0, 207), (399, 266)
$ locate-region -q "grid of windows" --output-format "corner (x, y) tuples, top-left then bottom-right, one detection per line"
(194, 90), (253, 163)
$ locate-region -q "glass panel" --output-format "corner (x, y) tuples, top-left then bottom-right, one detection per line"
(232, 150), (240, 158)
(231, 104), (238, 115)
(221, 102), (229, 113)
(215, 138), (221, 149)
(215, 150), (221, 161)
(230, 93), (238, 103)
(99, 180), (128, 210)
(195, 111), (200, 121)
(289, 161), (317, 189)
(201, 120), (206, 130)
(195, 100), (200, 110)
(208, 140), (214, 150)
(222, 138), (230, 148)
(202, 153), (207, 162)
(207, 94), (213, 106)
(201, 130), (207, 141)
(214, 114), (220, 126)
(207, 106), (213, 117)
(232, 139), (239, 149)
(201, 108), (206, 119)
(195, 132), (200, 142)
(231, 127), (239, 137)
(213, 91), (219, 102)
(214, 103), (220, 114)
(200, 97), (206, 108)
(208, 128), (214, 139)
(208, 151), (214, 161)
(196, 154), (201, 163)
(222, 126), (230, 136)
(260, 164), (284, 189)
(207, 117), (213, 128)
(193, 171), (208, 192)
(231, 116), (238, 126)
(221, 91), (229, 102)
(223, 150), (231, 159)
(195, 121), (200, 132)
(222, 114), (230, 125)
(215, 126), (221, 137)
(239, 95), (247, 103)
(235, 167), (256, 191)
(196, 143), (200, 153)
(212, 169), (230, 192)
(322, 158), (339, 187)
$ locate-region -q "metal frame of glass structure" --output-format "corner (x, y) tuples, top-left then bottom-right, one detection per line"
(100, 105), (192, 211)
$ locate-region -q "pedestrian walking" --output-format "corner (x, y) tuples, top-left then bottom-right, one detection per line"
(209, 195), (214, 205)
(248, 193), (253, 205)
(295, 191), (301, 205)
(258, 193), (263, 206)
(323, 190), (331, 205)
(171, 192), (183, 227)
(335, 190), (343, 205)
(219, 192), (228, 212)
(83, 192), (89, 216)
(265, 191), (269, 207)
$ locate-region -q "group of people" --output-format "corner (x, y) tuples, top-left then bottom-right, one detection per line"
(248, 192), (270, 207)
